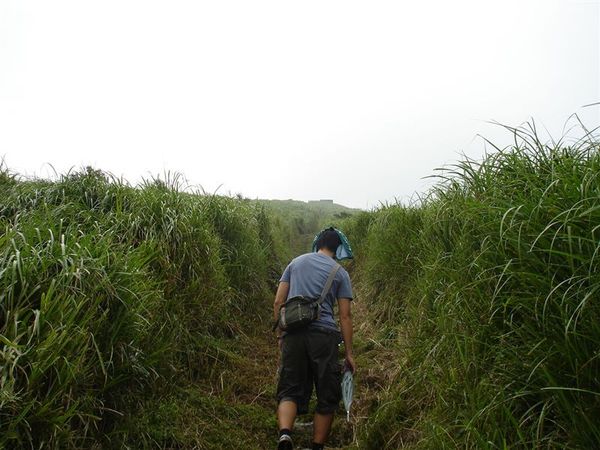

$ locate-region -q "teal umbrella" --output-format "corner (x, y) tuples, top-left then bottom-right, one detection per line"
(312, 227), (354, 260)
(341, 369), (354, 422)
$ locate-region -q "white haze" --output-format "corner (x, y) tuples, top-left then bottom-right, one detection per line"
(0, 0), (598, 208)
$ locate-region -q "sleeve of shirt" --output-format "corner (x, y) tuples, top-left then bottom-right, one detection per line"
(280, 263), (292, 283)
(336, 269), (353, 300)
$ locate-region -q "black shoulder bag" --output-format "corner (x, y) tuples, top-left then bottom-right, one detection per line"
(273, 264), (340, 332)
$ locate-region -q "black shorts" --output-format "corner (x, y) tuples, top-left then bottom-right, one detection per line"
(276, 328), (342, 415)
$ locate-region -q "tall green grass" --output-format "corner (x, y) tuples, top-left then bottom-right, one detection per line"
(345, 123), (600, 448)
(0, 167), (282, 448)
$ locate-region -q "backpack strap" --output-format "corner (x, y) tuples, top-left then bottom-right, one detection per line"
(318, 263), (340, 306)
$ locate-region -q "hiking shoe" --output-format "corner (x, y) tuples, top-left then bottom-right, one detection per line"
(277, 433), (293, 450)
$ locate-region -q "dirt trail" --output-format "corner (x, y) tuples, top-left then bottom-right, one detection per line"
(230, 291), (391, 450)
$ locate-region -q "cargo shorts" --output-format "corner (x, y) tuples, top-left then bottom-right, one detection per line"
(276, 327), (343, 415)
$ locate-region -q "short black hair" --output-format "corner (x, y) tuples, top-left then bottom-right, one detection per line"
(316, 227), (341, 253)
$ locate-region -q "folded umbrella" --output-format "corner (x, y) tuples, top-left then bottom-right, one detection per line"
(341, 369), (354, 422)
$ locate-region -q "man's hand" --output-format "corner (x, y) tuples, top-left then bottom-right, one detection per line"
(344, 354), (356, 373)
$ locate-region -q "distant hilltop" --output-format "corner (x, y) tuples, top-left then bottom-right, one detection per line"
(262, 198), (361, 212)
(255, 197), (360, 256)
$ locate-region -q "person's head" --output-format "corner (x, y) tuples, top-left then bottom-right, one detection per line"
(316, 227), (342, 254)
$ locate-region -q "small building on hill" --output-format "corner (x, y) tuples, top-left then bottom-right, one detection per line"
(308, 199), (334, 205)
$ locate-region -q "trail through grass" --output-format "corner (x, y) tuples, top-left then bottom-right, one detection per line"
(0, 166), (362, 449)
(3, 119), (600, 449)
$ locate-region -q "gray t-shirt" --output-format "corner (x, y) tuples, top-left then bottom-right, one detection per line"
(279, 252), (353, 332)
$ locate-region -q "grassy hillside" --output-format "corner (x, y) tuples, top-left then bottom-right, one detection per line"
(342, 124), (600, 449)
(0, 168), (286, 448)
(256, 199), (360, 260)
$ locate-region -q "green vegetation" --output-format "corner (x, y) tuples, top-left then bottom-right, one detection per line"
(0, 166), (360, 449)
(343, 124), (600, 448)
(3, 120), (599, 449)
(0, 167), (284, 448)
(256, 199), (360, 260)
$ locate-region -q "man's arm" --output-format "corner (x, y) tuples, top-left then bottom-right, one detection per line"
(338, 298), (355, 372)
(273, 281), (290, 334)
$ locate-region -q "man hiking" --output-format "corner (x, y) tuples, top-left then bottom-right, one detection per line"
(273, 227), (355, 450)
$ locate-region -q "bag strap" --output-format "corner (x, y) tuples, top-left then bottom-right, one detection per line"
(318, 263), (340, 306)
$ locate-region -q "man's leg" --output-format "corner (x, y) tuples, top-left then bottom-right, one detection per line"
(277, 400), (297, 431)
(312, 411), (334, 444)
(275, 332), (309, 448)
(308, 330), (343, 447)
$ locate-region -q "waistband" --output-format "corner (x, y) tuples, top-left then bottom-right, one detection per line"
(283, 326), (341, 340)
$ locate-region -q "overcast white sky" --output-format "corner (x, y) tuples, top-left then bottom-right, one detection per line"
(1, 0), (598, 208)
